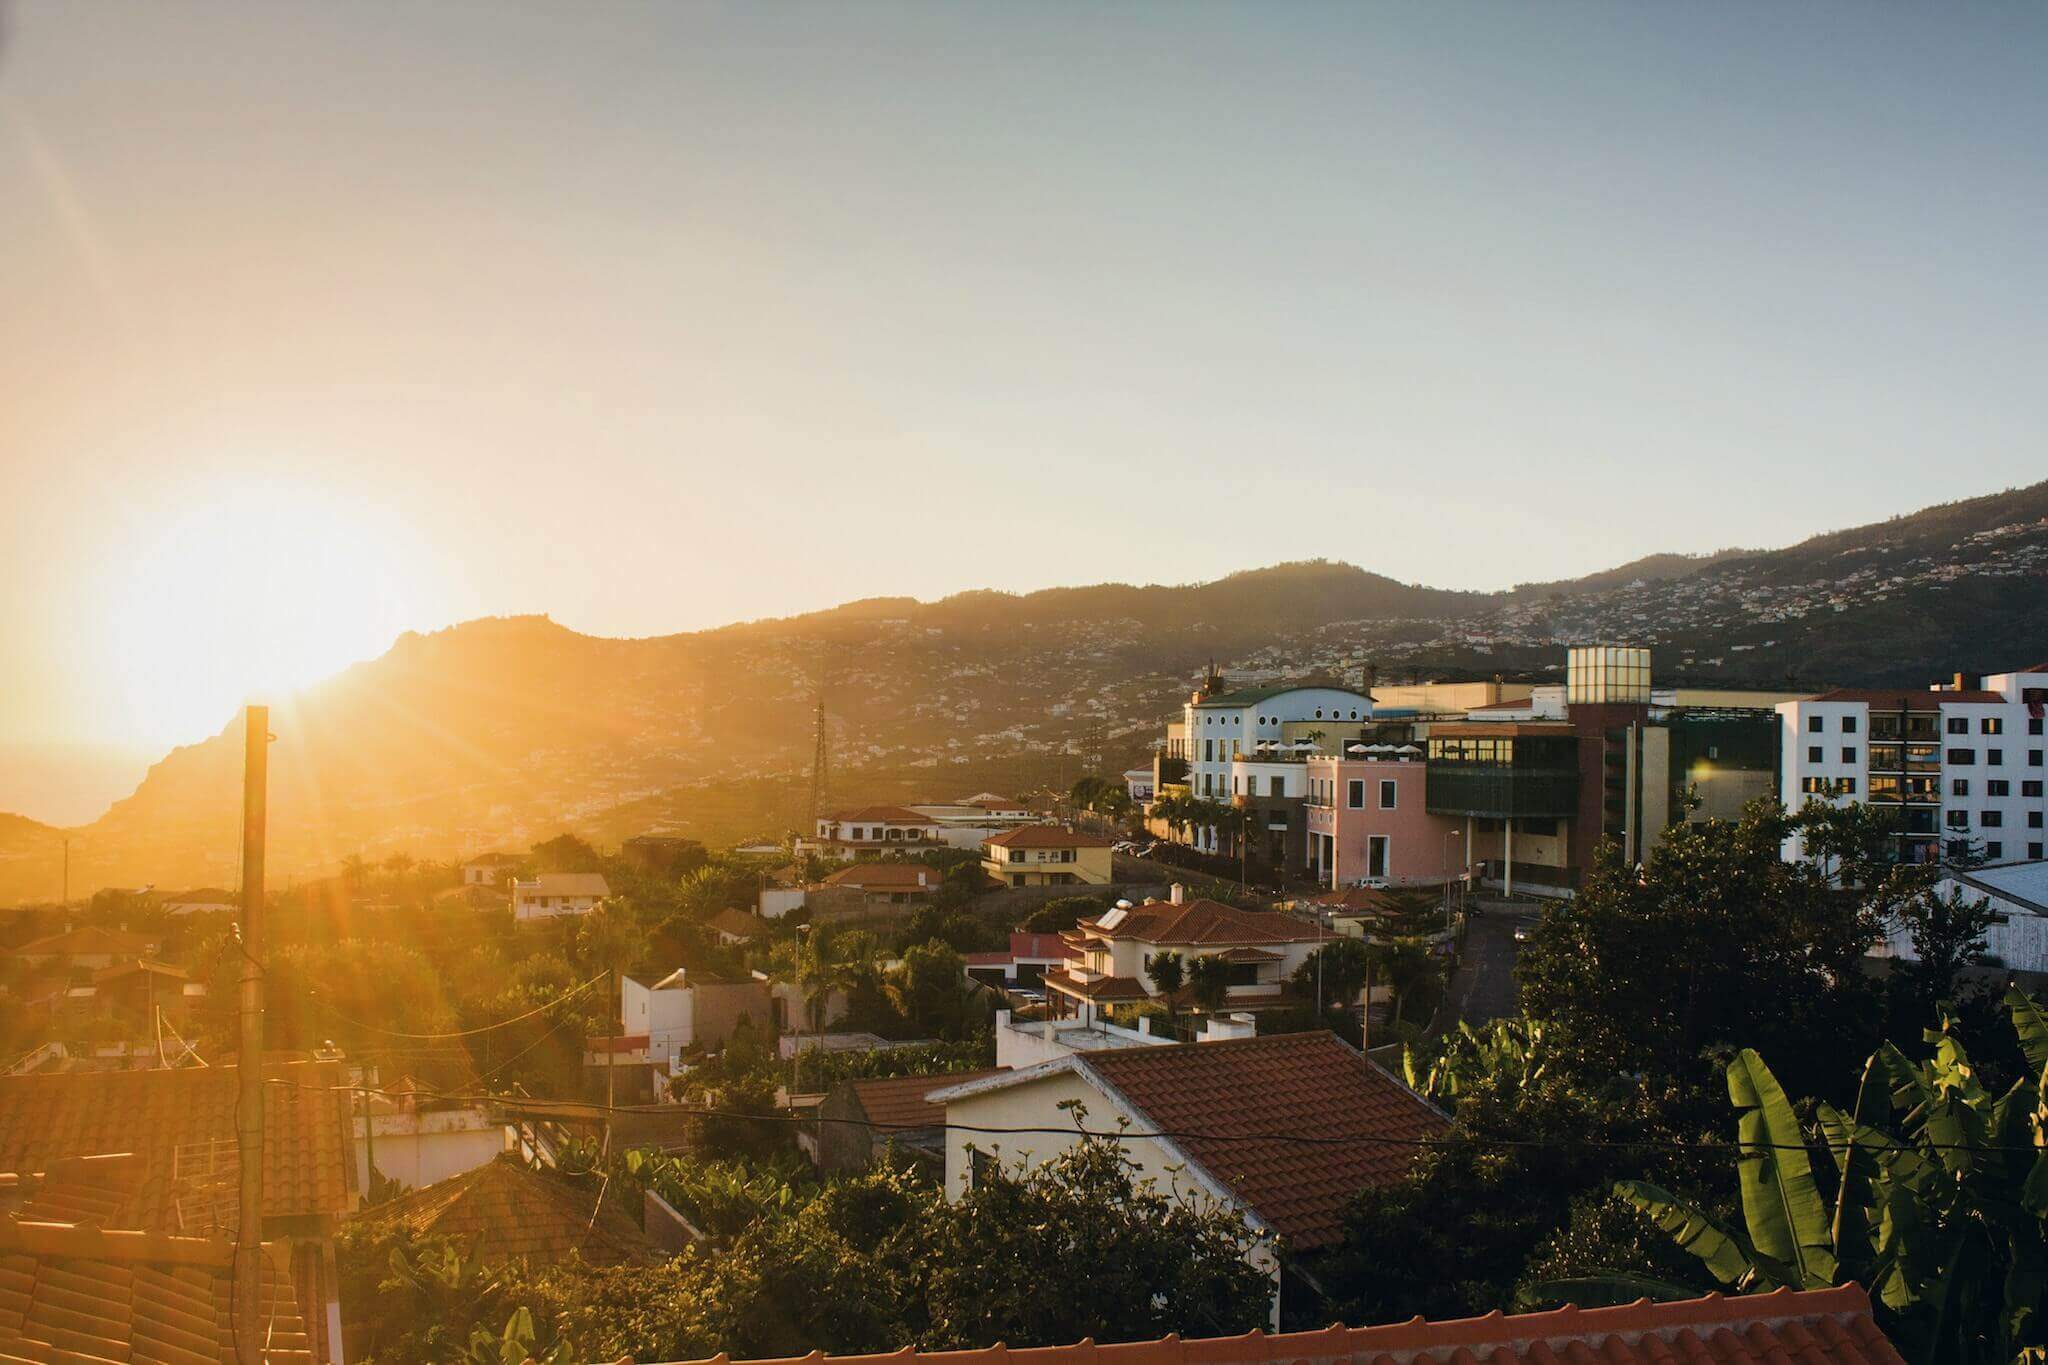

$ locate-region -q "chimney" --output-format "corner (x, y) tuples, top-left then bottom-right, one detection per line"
(1954, 672), (1983, 692)
(1169, 883), (1186, 905)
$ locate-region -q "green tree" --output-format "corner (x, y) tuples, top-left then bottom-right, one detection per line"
(574, 897), (648, 979)
(892, 940), (971, 1038)
(1185, 952), (1232, 1015)
(1567, 993), (2048, 1365)
(1148, 950), (1186, 1037)
(530, 833), (602, 873)
(1292, 937), (1370, 1016)
(1023, 895), (1105, 934)
(1517, 800), (1903, 1100)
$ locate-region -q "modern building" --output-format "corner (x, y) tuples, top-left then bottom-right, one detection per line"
(1305, 750), (1464, 887)
(980, 826), (1114, 887)
(1778, 666), (2048, 867)
(510, 871), (610, 920)
(616, 967), (772, 1073)
(929, 1032), (1448, 1326)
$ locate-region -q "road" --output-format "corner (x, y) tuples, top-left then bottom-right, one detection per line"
(1445, 907), (1529, 1026)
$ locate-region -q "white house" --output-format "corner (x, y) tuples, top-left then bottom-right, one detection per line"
(801, 806), (946, 861)
(462, 853), (523, 886)
(1872, 859), (2048, 981)
(353, 1077), (511, 1195)
(1778, 666), (2048, 867)
(1175, 678), (1376, 853)
(928, 1031), (1447, 1326)
(510, 872), (610, 920)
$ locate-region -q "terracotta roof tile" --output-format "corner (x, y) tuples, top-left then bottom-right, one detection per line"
(1009, 932), (1080, 960)
(0, 1219), (312, 1362)
(826, 806), (935, 824)
(1086, 901), (1322, 947)
(0, 1062), (357, 1232)
(1084, 1032), (1447, 1250)
(708, 909), (766, 938)
(1042, 970), (1151, 1002)
(642, 1286), (1902, 1365)
(353, 1155), (651, 1267)
(845, 1071), (1001, 1133)
(822, 863), (935, 890)
(985, 826), (1113, 850)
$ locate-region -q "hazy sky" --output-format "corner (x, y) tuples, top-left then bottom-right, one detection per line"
(5, 2), (2048, 766)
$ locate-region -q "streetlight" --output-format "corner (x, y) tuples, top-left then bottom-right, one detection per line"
(1442, 829), (1464, 916)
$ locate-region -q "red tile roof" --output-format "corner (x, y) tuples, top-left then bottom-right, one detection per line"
(984, 826), (1114, 850)
(845, 1070), (1000, 1134)
(1009, 932), (1079, 961)
(0, 1219), (314, 1362)
(1310, 885), (1400, 915)
(0, 1061), (357, 1232)
(1087, 901), (1321, 947)
(1084, 1032), (1447, 1249)
(1042, 970), (1151, 1002)
(708, 909), (766, 938)
(826, 806), (935, 825)
(353, 1155), (651, 1267)
(7, 927), (158, 960)
(822, 863), (934, 890)
(645, 1285), (1902, 1365)
(1806, 688), (2005, 708)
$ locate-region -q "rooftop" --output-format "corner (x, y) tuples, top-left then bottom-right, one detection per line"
(0, 1218), (314, 1363)
(984, 826), (1113, 850)
(1042, 969), (1151, 1002)
(1193, 685), (1370, 709)
(1804, 687), (2006, 708)
(0, 1060), (358, 1231)
(8, 927), (158, 960)
(842, 1070), (1000, 1134)
(821, 863), (936, 890)
(1080, 1031), (1447, 1250)
(824, 806), (936, 825)
(352, 1155), (651, 1267)
(643, 1285), (1901, 1365)
(518, 872), (612, 898)
(1083, 900), (1322, 947)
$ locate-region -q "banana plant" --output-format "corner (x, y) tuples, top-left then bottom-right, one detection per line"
(1405, 1017), (1546, 1100)
(1553, 989), (2048, 1365)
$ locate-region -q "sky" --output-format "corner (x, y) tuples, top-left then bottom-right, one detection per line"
(4, 1), (2048, 801)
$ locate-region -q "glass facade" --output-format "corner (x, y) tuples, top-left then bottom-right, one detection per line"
(1566, 646), (1651, 705)
(1425, 733), (1580, 818)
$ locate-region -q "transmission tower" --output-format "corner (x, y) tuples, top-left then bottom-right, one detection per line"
(807, 696), (830, 829)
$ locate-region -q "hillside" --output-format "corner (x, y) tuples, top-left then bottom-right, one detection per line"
(6, 481), (2045, 903)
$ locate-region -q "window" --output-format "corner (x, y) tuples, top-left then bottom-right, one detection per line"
(1946, 810), (1970, 830)
(1808, 715), (1824, 733)
(1842, 715), (1858, 734)
(2025, 781), (2043, 798)
(1952, 778), (1970, 797)
(1948, 716), (1969, 735)
(2031, 718), (2044, 736)
(1347, 779), (1365, 809)
(1982, 717), (2004, 734)
(1204, 739), (1214, 762)
(1989, 749), (2004, 766)
(1982, 810), (2003, 828)
(1948, 749), (1976, 765)
(1379, 778), (1398, 809)
(2033, 811), (2045, 829)
(1366, 835), (1389, 879)
(2031, 750), (2044, 766)
(1986, 842), (2004, 860)
(1841, 777), (1857, 794)
(2032, 843), (2045, 860)
(1988, 780), (2010, 797)
(1808, 746), (1824, 763)
(1842, 747), (1858, 764)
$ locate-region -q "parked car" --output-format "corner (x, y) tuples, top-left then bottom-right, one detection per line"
(1512, 924), (1531, 943)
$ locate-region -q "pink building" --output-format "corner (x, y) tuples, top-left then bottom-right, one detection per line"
(1304, 756), (1469, 887)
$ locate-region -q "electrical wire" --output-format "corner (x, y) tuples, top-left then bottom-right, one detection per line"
(300, 970), (605, 1040)
(258, 1076), (2048, 1157)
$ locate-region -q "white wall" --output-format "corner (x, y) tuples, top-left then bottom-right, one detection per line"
(355, 1109), (510, 1195)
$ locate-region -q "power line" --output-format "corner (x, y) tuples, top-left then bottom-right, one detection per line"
(258, 1077), (2044, 1158)
(300, 971), (606, 1040)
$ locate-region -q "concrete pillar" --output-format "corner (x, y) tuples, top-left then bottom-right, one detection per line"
(1505, 819), (1515, 899)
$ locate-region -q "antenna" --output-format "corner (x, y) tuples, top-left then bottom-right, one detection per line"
(808, 695), (830, 829)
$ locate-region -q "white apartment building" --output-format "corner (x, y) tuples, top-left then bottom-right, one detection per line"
(510, 872), (611, 920)
(1778, 666), (2048, 867)
(1173, 681), (1374, 853)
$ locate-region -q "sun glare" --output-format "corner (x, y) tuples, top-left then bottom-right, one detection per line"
(95, 482), (434, 748)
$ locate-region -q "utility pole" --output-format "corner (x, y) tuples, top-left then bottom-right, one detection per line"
(234, 705), (268, 1365)
(603, 966), (616, 1157)
(60, 837), (69, 908)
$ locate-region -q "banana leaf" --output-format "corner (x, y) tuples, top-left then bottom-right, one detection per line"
(1726, 1048), (1839, 1288)
(2008, 985), (2048, 1077)
(1614, 1179), (1778, 1288)
(1517, 1273), (1710, 1310)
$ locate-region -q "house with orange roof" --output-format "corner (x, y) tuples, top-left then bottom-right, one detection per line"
(928, 1031), (1448, 1327)
(981, 826), (1114, 887)
(641, 1284), (1904, 1365)
(815, 1068), (999, 1174)
(802, 806), (946, 861)
(817, 861), (941, 906)
(1043, 891), (1329, 1028)
(0, 1059), (360, 1361)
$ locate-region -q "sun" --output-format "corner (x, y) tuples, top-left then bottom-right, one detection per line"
(95, 481), (436, 749)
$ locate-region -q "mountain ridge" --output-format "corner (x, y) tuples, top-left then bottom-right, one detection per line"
(6, 480), (2044, 903)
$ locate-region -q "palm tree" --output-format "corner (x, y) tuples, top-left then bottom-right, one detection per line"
(1185, 953), (1232, 1016)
